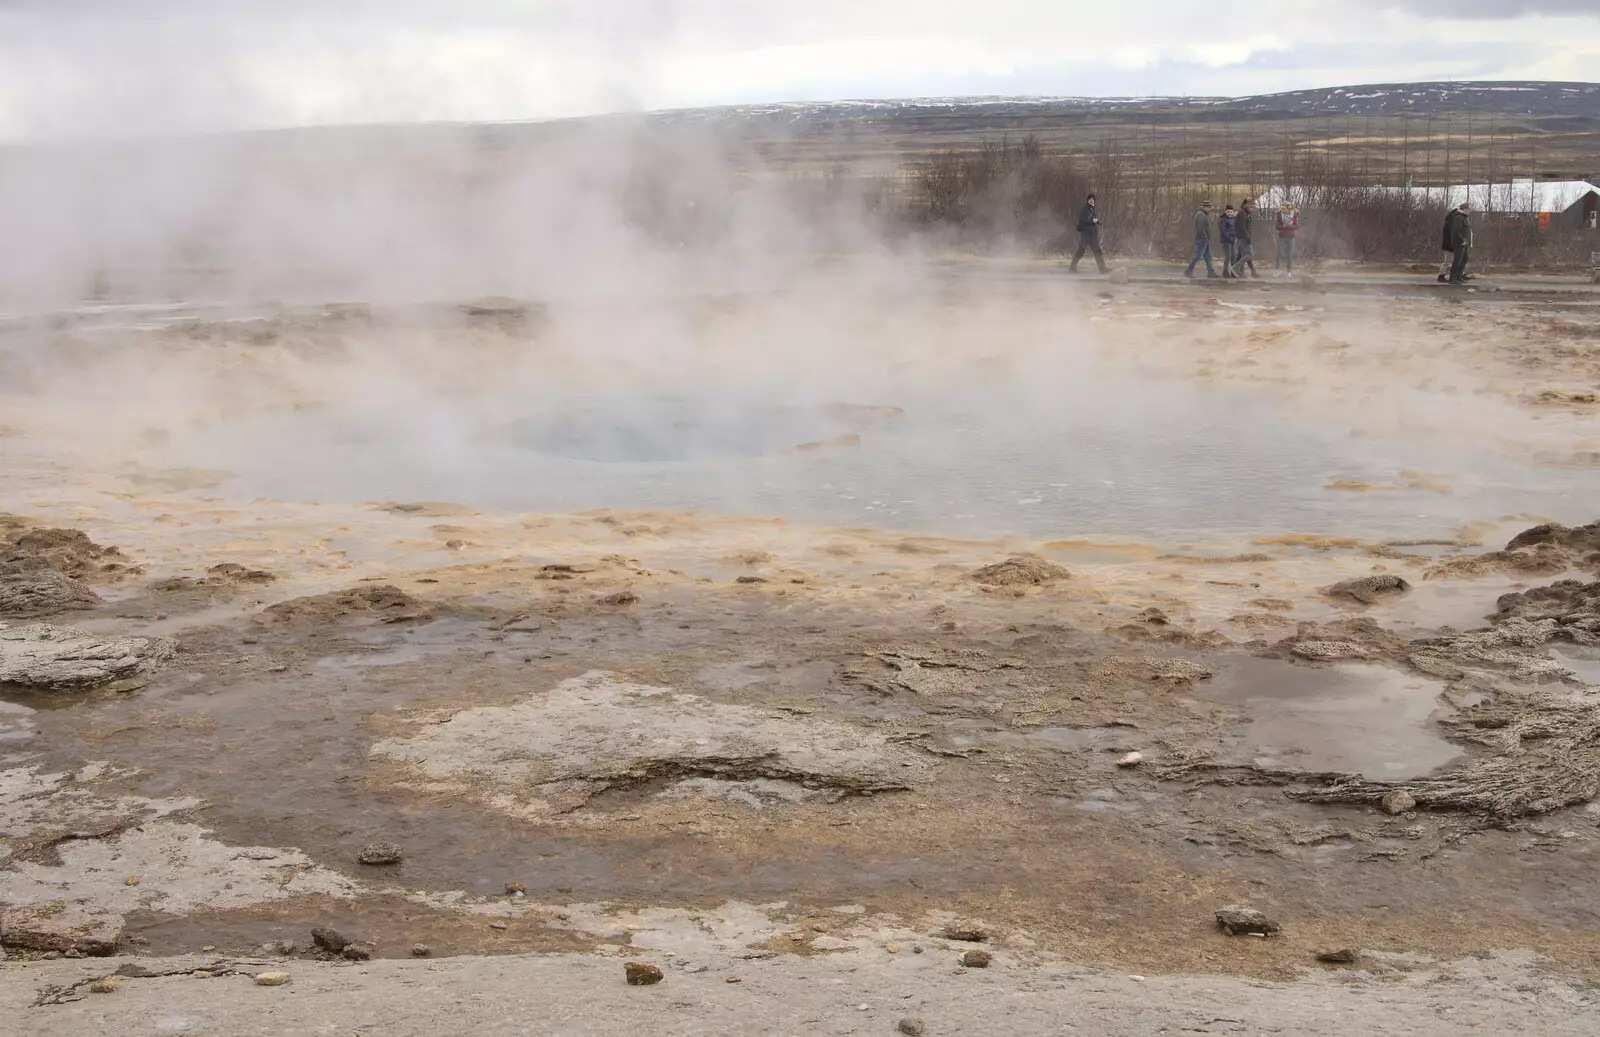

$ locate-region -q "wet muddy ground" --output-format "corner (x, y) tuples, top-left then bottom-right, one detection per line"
(2, 274), (1599, 994)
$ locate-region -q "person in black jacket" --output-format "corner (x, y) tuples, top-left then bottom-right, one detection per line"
(1440, 201), (1474, 284)
(1070, 193), (1108, 274)
(1233, 199), (1259, 278)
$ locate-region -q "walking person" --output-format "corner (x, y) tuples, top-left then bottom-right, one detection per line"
(1183, 200), (1217, 279)
(1070, 192), (1108, 274)
(1218, 205), (1239, 278)
(1234, 199), (1260, 278)
(1273, 201), (1299, 277)
(1440, 200), (1474, 284)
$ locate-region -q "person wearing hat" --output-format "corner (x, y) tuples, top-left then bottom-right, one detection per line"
(1184, 200), (1218, 279)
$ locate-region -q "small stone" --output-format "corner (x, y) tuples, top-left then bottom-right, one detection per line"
(1316, 948), (1360, 964)
(65, 949), (86, 958)
(254, 972), (292, 987)
(88, 978), (121, 994)
(43, 951), (63, 960)
(1381, 790), (1417, 815)
(310, 927), (350, 953)
(959, 949), (992, 968)
(202, 945), (216, 952)
(886, 943), (900, 954)
(411, 943), (431, 957)
(912, 945), (924, 954)
(940, 925), (987, 943)
(1116, 751), (1144, 768)
(600, 591), (639, 606)
(124, 876), (141, 886)
(276, 939), (297, 955)
(725, 975), (743, 983)
(356, 842), (404, 866)
(1215, 905), (1280, 936)
(489, 922), (508, 931)
(898, 1019), (927, 1036)
(624, 962), (664, 986)
(735, 576), (767, 584)
(505, 882), (527, 895)
(342, 943), (374, 961)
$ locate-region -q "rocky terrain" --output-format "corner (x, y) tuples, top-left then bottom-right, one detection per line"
(2, 274), (1598, 1033)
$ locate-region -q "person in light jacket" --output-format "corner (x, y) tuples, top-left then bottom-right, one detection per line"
(1070, 193), (1108, 274)
(1273, 201), (1299, 277)
(1183, 200), (1218, 279)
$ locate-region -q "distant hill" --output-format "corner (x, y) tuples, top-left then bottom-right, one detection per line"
(649, 81), (1600, 127)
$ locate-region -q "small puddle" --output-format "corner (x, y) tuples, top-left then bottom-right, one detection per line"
(1199, 659), (1459, 779)
(1553, 648), (1600, 686)
(0, 698), (37, 751)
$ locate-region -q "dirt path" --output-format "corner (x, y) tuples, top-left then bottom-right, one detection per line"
(6, 947), (1594, 1036)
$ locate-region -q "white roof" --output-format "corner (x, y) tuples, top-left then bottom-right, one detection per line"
(1255, 180), (1599, 214)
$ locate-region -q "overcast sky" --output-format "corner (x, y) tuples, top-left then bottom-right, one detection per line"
(0, 1), (1596, 140)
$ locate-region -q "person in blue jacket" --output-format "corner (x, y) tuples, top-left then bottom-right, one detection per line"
(1070, 193), (1108, 274)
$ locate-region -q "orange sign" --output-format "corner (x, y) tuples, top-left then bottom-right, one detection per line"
(1539, 212), (1551, 228)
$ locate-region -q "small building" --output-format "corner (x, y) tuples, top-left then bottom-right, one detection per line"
(1255, 180), (1599, 228)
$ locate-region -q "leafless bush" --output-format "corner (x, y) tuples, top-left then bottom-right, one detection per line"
(892, 133), (1595, 270)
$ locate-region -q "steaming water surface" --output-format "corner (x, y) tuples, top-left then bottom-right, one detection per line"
(163, 369), (1583, 542)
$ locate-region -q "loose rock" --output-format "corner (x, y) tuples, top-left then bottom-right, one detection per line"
(310, 927), (350, 953)
(410, 944), (431, 957)
(341, 942), (375, 961)
(1215, 905), (1280, 936)
(898, 1020), (927, 1036)
(87, 978), (121, 994)
(1381, 790), (1417, 815)
(1316, 948), (1360, 964)
(1324, 574), (1412, 605)
(254, 972), (292, 986)
(969, 556), (1071, 587)
(939, 925), (988, 943)
(959, 949), (992, 968)
(1116, 751), (1144, 768)
(0, 622), (178, 690)
(0, 569), (102, 618)
(263, 585), (432, 625)
(624, 962), (665, 986)
(599, 591), (640, 606)
(0, 901), (124, 955)
(356, 841), (404, 865)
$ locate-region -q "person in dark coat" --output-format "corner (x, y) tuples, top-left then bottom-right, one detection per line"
(1070, 193), (1108, 274)
(1233, 199), (1259, 278)
(1440, 201), (1474, 284)
(1184, 200), (1217, 278)
(1217, 206), (1239, 278)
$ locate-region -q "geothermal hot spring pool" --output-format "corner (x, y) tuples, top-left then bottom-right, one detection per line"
(160, 353), (1584, 542)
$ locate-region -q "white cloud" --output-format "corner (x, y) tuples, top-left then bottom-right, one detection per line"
(0, 1), (1594, 140)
